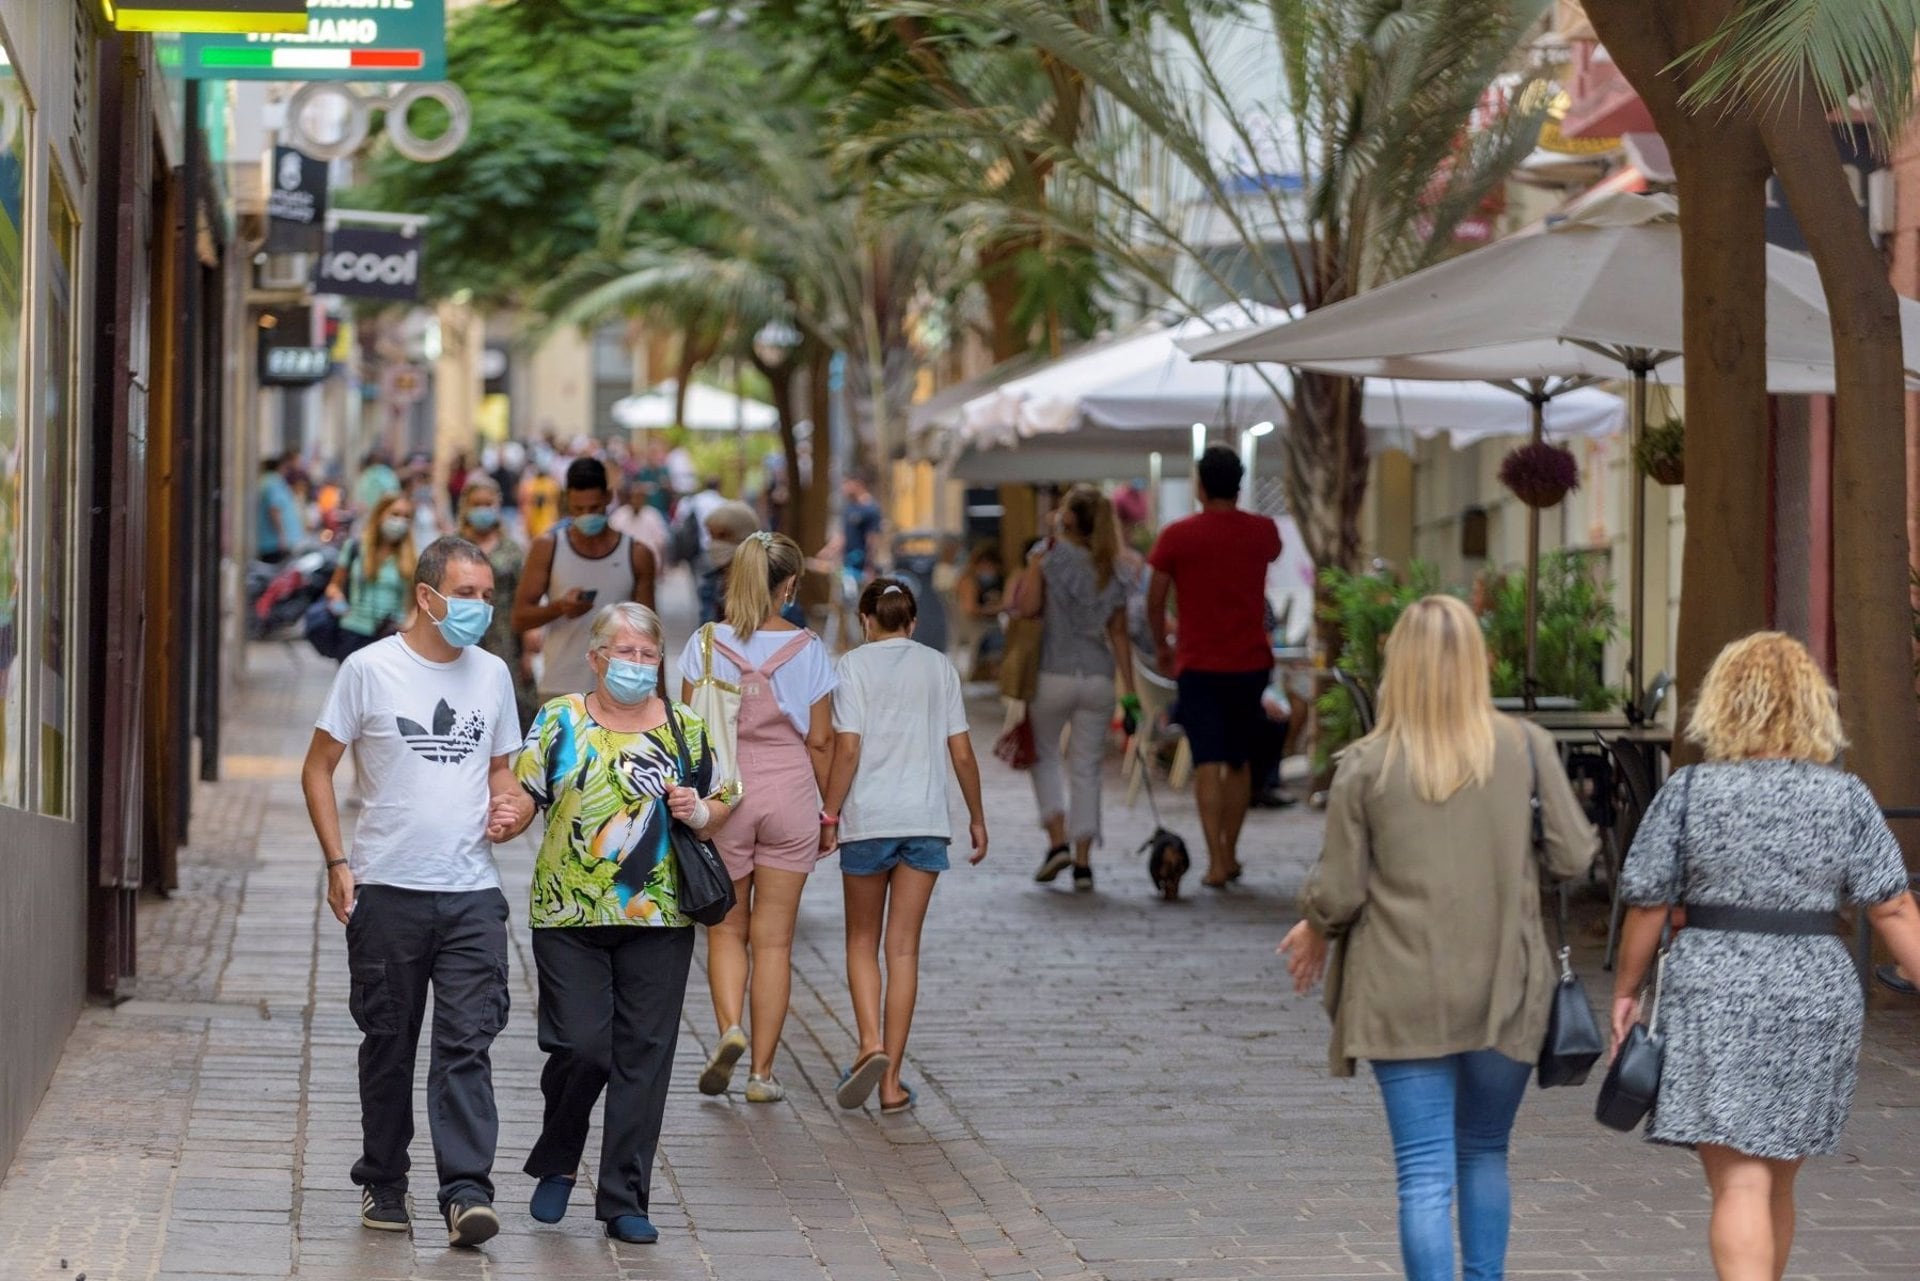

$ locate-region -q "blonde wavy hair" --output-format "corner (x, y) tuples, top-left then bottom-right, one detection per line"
(1365, 595), (1496, 804)
(1687, 631), (1844, 763)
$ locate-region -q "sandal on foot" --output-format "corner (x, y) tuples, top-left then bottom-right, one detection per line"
(879, 1083), (918, 1115)
(836, 1051), (891, 1109)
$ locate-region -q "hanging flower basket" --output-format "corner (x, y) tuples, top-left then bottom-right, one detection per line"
(1499, 441), (1581, 508)
(1636, 416), (1685, 485)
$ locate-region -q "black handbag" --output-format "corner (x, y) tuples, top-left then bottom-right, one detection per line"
(1529, 740), (1605, 1087)
(1595, 957), (1666, 1130)
(1595, 766), (1692, 1131)
(663, 703), (737, 927)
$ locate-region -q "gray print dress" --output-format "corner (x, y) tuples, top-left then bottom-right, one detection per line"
(1620, 761), (1909, 1159)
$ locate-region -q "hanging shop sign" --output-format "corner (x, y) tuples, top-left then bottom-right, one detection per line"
(110, 1), (308, 35)
(265, 145), (329, 252)
(178, 0), (444, 81)
(260, 343), (332, 385)
(314, 226), (422, 301)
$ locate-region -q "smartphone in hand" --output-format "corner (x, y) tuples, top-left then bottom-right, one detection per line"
(580, 589), (599, 605)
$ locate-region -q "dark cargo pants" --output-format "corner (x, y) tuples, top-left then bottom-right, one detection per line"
(345, 885), (510, 1210)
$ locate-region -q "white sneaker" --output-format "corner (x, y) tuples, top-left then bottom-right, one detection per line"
(699, 1025), (748, 1096)
(744, 1074), (786, 1103)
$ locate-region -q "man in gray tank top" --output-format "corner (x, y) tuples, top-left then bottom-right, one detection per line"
(512, 456), (657, 701)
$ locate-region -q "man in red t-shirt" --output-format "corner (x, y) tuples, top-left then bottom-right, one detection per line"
(1147, 445), (1281, 886)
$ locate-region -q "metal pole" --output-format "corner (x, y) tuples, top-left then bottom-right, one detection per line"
(1524, 386), (1544, 709)
(1628, 358), (1648, 717)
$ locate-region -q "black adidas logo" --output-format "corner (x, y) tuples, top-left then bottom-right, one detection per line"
(396, 699), (487, 764)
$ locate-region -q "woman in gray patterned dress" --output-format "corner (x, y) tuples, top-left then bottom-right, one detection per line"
(1613, 632), (1920, 1281)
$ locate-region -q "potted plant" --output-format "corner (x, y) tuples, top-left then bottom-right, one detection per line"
(1498, 440), (1581, 508)
(1636, 416), (1685, 485)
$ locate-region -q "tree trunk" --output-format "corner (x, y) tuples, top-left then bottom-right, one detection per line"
(979, 234), (1038, 361)
(752, 349), (804, 538)
(1761, 104), (1920, 869)
(1584, 0), (1771, 762)
(1284, 369), (1367, 574)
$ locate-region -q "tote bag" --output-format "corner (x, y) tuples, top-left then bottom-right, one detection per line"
(686, 623), (742, 792)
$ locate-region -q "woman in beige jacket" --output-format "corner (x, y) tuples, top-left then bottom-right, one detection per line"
(1282, 595), (1596, 1281)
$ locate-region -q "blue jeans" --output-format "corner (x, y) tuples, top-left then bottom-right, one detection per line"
(1371, 1050), (1533, 1281)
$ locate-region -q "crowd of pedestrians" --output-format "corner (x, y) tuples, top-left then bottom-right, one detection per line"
(289, 435), (1920, 1276)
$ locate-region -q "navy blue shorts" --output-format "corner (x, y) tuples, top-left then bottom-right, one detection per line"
(838, 836), (951, 876)
(1175, 668), (1272, 768)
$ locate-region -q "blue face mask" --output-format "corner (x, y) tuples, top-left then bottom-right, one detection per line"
(428, 586), (493, 648)
(574, 512), (609, 536)
(467, 506), (500, 531)
(602, 657), (659, 705)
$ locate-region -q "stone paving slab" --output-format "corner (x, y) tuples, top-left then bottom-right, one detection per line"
(3, 601), (1919, 1280)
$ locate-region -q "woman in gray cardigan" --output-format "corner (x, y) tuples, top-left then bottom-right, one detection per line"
(1282, 595), (1596, 1281)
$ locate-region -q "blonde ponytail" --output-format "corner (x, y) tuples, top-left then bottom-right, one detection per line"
(1064, 484), (1119, 590)
(724, 530), (804, 640)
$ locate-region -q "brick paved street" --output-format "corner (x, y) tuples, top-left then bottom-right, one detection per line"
(3, 590), (1918, 1280)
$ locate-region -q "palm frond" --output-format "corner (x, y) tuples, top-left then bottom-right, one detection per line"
(1677, 0), (1920, 150)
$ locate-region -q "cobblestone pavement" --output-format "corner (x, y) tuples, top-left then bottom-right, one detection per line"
(2, 593), (1918, 1280)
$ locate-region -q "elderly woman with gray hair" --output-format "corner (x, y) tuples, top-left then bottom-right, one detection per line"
(500, 602), (734, 1244)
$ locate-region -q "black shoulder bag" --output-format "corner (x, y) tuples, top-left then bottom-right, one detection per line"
(1532, 738), (1606, 1088)
(1595, 766), (1692, 1131)
(663, 703), (738, 927)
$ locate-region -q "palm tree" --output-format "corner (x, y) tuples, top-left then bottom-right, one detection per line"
(1584, 0), (1920, 861)
(856, 0), (1550, 574)
(541, 101), (966, 545)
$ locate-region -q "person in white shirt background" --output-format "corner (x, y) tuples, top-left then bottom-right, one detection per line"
(300, 535), (533, 1251)
(819, 578), (988, 1115)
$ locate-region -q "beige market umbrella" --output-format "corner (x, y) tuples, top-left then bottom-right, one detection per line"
(1183, 193), (1920, 709)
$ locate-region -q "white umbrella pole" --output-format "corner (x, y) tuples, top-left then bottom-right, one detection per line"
(1628, 361), (1648, 715)
(1525, 390), (1543, 708)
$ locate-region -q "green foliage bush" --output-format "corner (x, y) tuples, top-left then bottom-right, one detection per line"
(1314, 551), (1621, 767)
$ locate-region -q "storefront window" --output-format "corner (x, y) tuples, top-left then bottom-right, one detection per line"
(38, 184), (77, 817)
(0, 48), (27, 811)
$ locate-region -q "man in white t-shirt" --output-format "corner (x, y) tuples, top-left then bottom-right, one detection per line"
(301, 536), (532, 1250)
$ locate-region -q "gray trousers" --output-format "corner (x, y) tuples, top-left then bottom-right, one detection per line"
(345, 885), (510, 1209)
(1029, 670), (1114, 845)
(525, 926), (696, 1221)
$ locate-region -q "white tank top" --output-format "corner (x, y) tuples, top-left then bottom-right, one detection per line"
(538, 531), (636, 697)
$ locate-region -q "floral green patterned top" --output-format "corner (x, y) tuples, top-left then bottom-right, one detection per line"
(515, 695), (715, 929)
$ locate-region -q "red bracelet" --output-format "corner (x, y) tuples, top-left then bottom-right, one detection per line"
(819, 812), (840, 826)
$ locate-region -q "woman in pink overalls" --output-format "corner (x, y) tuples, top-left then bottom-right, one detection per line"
(676, 532), (837, 1102)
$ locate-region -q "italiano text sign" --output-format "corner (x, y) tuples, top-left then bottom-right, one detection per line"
(179, 0), (445, 81)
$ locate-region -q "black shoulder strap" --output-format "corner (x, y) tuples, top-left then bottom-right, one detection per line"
(1526, 727), (1570, 952)
(663, 701), (693, 784)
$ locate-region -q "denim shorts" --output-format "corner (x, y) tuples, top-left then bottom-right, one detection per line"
(838, 836), (951, 876)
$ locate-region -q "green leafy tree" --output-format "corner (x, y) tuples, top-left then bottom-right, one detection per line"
(356, 0), (724, 304)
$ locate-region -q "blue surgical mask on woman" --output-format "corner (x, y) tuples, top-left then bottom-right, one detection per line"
(380, 516), (412, 543)
(574, 512), (609, 536)
(602, 657), (658, 705)
(467, 506), (500, 531)
(428, 586), (492, 648)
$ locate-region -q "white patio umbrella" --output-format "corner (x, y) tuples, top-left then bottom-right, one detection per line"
(611, 380), (779, 433)
(1181, 193), (1920, 706)
(958, 302), (1624, 449)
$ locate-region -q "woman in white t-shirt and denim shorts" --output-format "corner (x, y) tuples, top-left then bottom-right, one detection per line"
(820, 578), (989, 1114)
